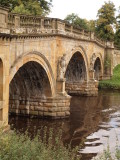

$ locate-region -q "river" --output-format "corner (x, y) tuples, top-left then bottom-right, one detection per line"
(9, 90), (120, 160)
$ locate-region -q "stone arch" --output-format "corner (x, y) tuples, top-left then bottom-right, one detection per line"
(0, 58), (3, 120)
(65, 46), (89, 81)
(93, 53), (103, 80)
(10, 52), (55, 97)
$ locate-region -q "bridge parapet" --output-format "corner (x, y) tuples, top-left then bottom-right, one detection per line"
(0, 6), (114, 48)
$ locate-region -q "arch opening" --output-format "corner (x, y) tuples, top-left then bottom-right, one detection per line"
(94, 57), (102, 80)
(65, 52), (87, 82)
(0, 58), (3, 120)
(9, 61), (52, 115)
(65, 52), (88, 95)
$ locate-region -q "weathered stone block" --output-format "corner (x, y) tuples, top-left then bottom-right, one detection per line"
(29, 111), (38, 115)
(56, 112), (65, 117)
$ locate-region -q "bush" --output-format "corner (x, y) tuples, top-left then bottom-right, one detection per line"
(0, 127), (80, 160)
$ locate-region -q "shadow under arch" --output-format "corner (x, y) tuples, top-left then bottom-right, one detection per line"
(93, 54), (103, 80)
(65, 51), (88, 82)
(65, 46), (89, 81)
(10, 52), (55, 97)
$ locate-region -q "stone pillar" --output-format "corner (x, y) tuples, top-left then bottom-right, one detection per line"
(14, 16), (20, 28)
(103, 42), (114, 79)
(89, 69), (95, 81)
(41, 19), (44, 29)
(56, 20), (65, 34)
(0, 6), (10, 34)
(0, 6), (9, 29)
(56, 78), (66, 95)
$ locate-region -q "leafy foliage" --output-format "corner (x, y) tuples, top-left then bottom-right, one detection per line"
(96, 1), (116, 41)
(0, 128), (80, 160)
(115, 7), (120, 47)
(0, 0), (52, 16)
(64, 13), (94, 31)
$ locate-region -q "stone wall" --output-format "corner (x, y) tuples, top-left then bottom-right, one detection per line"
(113, 49), (120, 68)
(66, 81), (98, 96)
(9, 95), (70, 118)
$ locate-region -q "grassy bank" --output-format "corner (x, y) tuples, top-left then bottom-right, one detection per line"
(99, 64), (120, 90)
(0, 128), (120, 160)
(0, 128), (80, 160)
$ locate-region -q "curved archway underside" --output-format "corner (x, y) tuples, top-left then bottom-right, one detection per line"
(65, 52), (93, 96)
(10, 61), (52, 100)
(94, 58), (102, 80)
(65, 52), (87, 82)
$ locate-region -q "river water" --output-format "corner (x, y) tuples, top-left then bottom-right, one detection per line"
(9, 90), (120, 160)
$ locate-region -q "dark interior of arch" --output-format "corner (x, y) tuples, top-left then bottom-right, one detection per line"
(9, 61), (52, 101)
(94, 58), (101, 80)
(65, 52), (87, 82)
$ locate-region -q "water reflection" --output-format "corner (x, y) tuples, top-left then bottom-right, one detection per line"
(9, 90), (120, 160)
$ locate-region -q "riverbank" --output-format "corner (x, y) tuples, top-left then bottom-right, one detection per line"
(0, 128), (80, 160)
(99, 64), (120, 90)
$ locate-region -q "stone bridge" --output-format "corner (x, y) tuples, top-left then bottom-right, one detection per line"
(0, 6), (116, 126)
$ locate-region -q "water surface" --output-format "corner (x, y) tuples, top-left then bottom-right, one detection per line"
(9, 90), (120, 160)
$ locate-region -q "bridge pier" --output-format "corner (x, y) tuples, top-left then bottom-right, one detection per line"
(65, 80), (98, 96)
(9, 95), (70, 118)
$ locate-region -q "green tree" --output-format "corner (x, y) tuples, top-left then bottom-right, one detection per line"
(88, 20), (96, 32)
(64, 13), (89, 31)
(0, 0), (52, 16)
(96, 1), (116, 41)
(115, 7), (120, 47)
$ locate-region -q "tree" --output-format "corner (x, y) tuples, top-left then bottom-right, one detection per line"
(96, 1), (116, 41)
(88, 20), (96, 32)
(115, 7), (120, 47)
(64, 13), (89, 31)
(0, 0), (52, 16)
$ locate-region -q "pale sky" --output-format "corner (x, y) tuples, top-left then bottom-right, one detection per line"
(48, 0), (120, 20)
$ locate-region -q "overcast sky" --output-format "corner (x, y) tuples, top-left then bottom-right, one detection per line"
(48, 0), (120, 20)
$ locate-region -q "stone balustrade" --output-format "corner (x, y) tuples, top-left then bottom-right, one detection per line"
(0, 6), (114, 48)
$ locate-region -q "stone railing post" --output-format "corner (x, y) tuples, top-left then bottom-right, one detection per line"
(14, 16), (20, 28)
(56, 19), (65, 33)
(41, 19), (44, 29)
(0, 6), (9, 31)
(52, 19), (56, 29)
(71, 26), (73, 33)
(0, 6), (8, 28)
(90, 32), (95, 40)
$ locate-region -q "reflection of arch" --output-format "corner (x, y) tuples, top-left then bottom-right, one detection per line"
(10, 52), (55, 97)
(0, 58), (3, 100)
(93, 53), (103, 80)
(65, 46), (89, 81)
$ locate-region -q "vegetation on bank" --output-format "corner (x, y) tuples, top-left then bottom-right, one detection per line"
(0, 127), (120, 160)
(99, 64), (120, 90)
(93, 144), (120, 160)
(0, 127), (80, 160)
